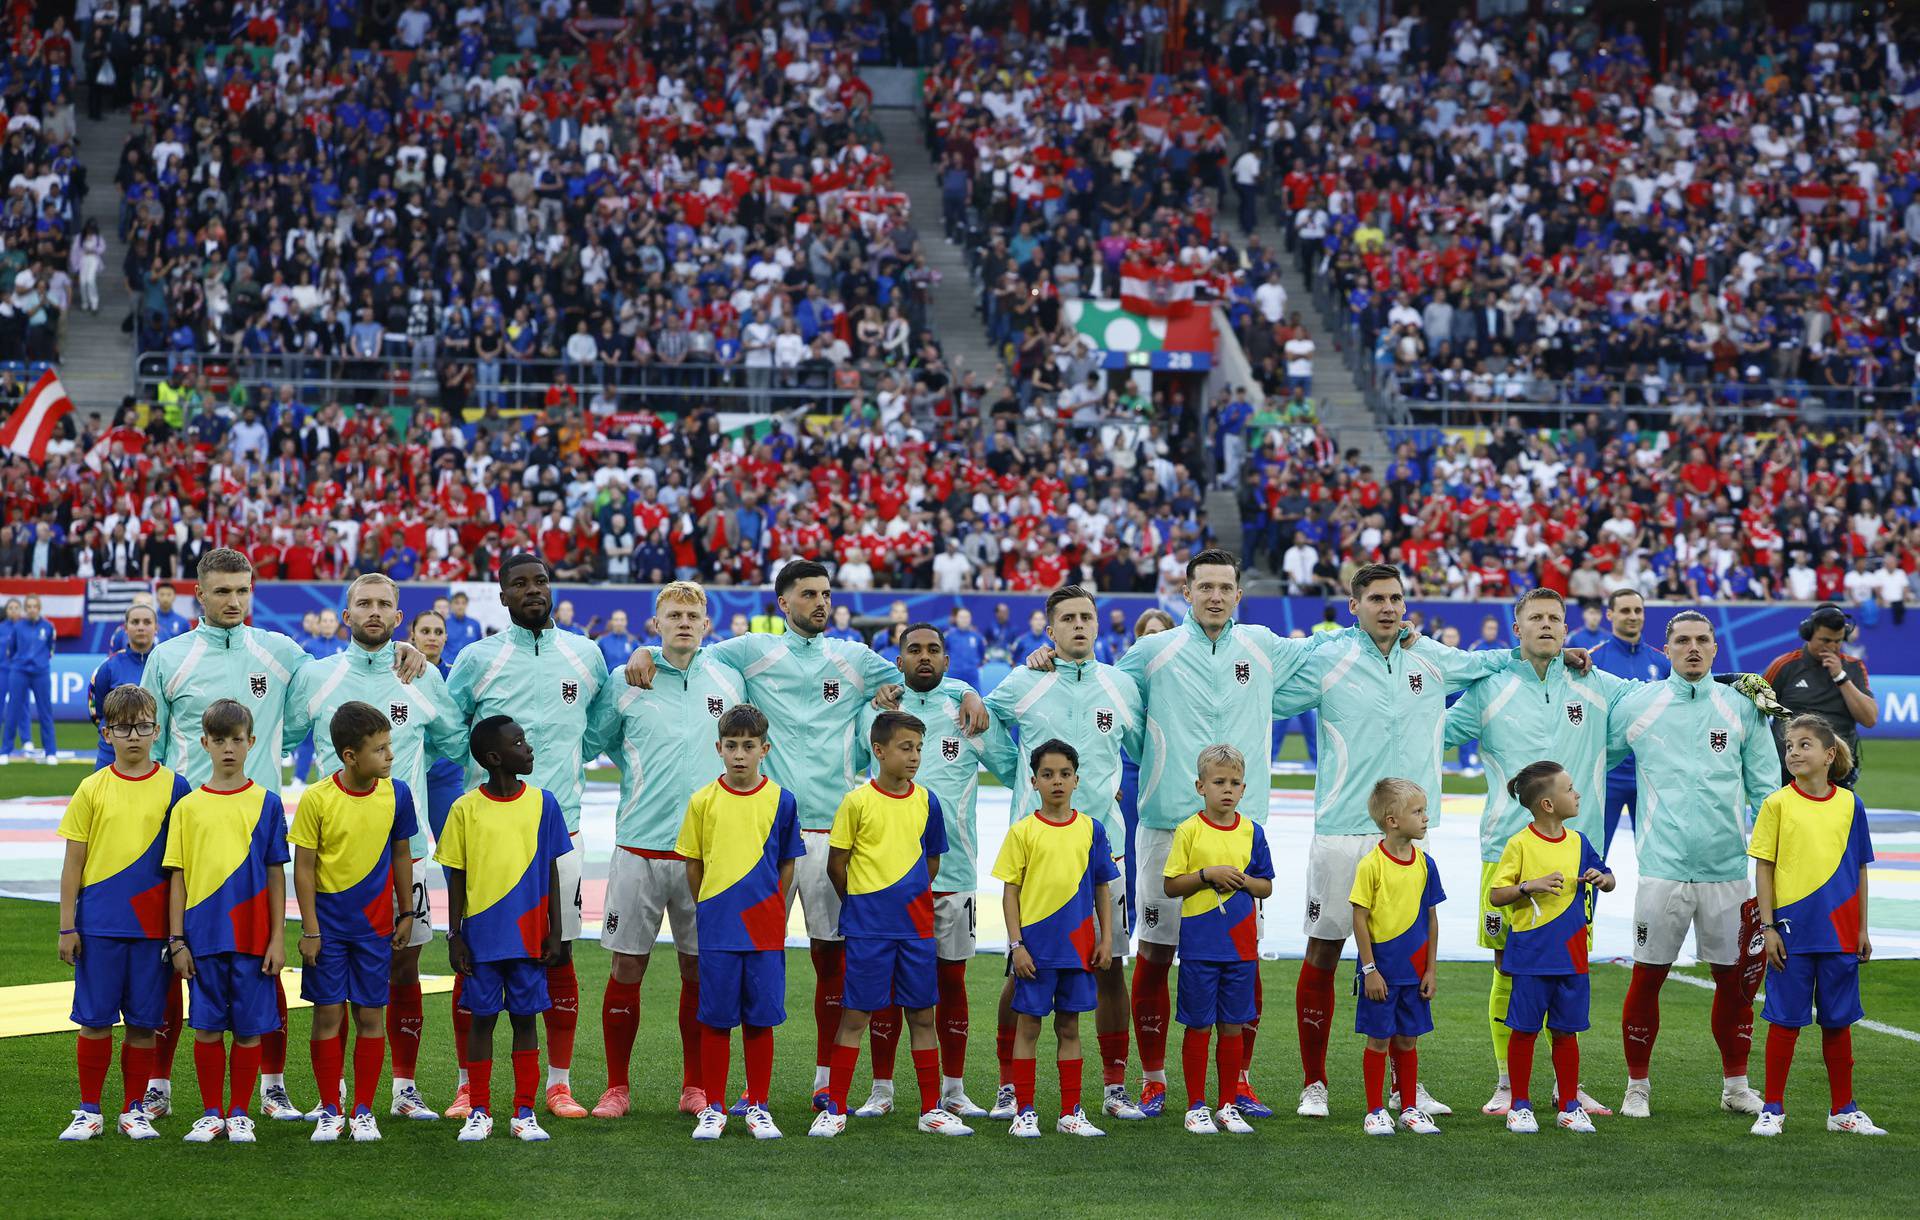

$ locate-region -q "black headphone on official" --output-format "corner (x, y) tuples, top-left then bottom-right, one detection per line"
(1798, 602), (1855, 642)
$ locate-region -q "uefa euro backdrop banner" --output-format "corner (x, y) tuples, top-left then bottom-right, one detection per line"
(29, 580), (1920, 739)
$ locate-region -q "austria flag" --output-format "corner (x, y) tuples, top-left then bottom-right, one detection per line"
(1119, 262), (1198, 316)
(0, 369), (76, 463)
(767, 176), (810, 209)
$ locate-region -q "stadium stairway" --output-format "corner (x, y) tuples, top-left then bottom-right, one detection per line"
(61, 108), (136, 413)
(876, 109), (1008, 405)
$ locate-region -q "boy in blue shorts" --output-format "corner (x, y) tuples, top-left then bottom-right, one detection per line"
(162, 699), (291, 1144)
(1163, 744), (1275, 1136)
(57, 684), (192, 1141)
(1750, 715), (1882, 1137)
(813, 711), (967, 1138)
(993, 738), (1119, 1139)
(1349, 778), (1445, 1136)
(676, 703), (805, 1141)
(290, 701), (420, 1143)
(437, 715), (569, 1143)
(1488, 760), (1614, 1135)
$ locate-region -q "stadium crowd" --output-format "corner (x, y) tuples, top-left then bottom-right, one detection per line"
(0, 8), (87, 364)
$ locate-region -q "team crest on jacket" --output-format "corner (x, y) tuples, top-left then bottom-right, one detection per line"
(1565, 701), (1584, 726)
(388, 702), (409, 726)
(1709, 729), (1728, 753)
(1234, 661), (1251, 685)
(942, 737), (961, 762)
(1094, 708), (1114, 734)
(248, 673), (268, 699)
(1485, 912), (1504, 940)
(561, 681), (579, 705)
(1307, 898), (1322, 924)
(1407, 671), (1424, 695)
(822, 679), (841, 703)
(706, 696), (724, 717)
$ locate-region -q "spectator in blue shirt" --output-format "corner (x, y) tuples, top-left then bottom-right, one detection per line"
(943, 608), (988, 690)
(555, 599), (588, 635)
(381, 542), (419, 581)
(443, 591), (484, 658)
(1094, 607), (1131, 664)
(597, 609), (640, 669)
(1011, 609), (1051, 661)
(1566, 601), (1609, 650)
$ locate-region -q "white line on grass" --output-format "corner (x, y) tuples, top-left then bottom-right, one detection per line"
(1611, 959), (1920, 1043)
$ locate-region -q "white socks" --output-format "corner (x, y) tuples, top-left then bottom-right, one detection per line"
(457, 1067), (469, 1087)
(1144, 1069), (1167, 1085)
(813, 1065), (831, 1091)
(941, 1075), (966, 1095)
(547, 1066), (570, 1088)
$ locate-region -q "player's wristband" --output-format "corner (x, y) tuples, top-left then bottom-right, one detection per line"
(1359, 961), (1377, 977)
(58, 927), (76, 935)
(300, 932), (321, 940)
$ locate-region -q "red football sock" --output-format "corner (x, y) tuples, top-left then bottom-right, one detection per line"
(353, 1035), (385, 1113)
(827, 1041), (859, 1114)
(121, 1042), (151, 1112)
(193, 1040), (225, 1114)
(1551, 1032), (1580, 1112)
(311, 1032), (344, 1114)
(1362, 1046), (1388, 1113)
(451, 976), (471, 1072)
(1098, 1030), (1129, 1087)
(811, 942), (846, 1069)
(543, 963), (578, 1072)
(678, 976), (702, 1091)
(1709, 964), (1753, 1077)
(913, 1046), (940, 1114)
(1822, 1025), (1854, 1113)
(1621, 962), (1668, 1078)
(229, 1041), (262, 1116)
(1011, 1056), (1036, 1113)
(467, 1052), (493, 1114)
(1215, 1031), (1242, 1109)
(1131, 955), (1171, 1074)
(997, 1022), (1016, 1086)
(512, 1048), (540, 1113)
(1295, 961), (1335, 1087)
(869, 1005), (902, 1083)
(1240, 977), (1263, 1085)
(601, 979), (641, 1089)
(1391, 1044), (1419, 1112)
(261, 981), (288, 1075)
(1506, 1030), (1538, 1108)
(1182, 1027), (1211, 1108)
(743, 1025), (774, 1107)
(389, 982), (423, 1080)
(701, 1024), (732, 1109)
(936, 960), (969, 1078)
(157, 982), (184, 1082)
(1764, 1024), (1798, 1108)
(1058, 1057), (1084, 1117)
(76, 1034), (112, 1109)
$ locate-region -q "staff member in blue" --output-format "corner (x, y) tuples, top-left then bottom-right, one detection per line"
(406, 608), (471, 842)
(88, 603), (159, 768)
(1584, 589), (1671, 859)
(0, 598), (18, 755)
(291, 608), (348, 780)
(4, 594), (58, 763)
(943, 608), (988, 691)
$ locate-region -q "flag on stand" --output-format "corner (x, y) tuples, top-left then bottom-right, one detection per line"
(0, 369), (76, 463)
(1119, 262), (1198, 316)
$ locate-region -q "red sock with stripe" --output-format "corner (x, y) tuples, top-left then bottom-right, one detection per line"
(1132, 956), (1171, 1074)
(1822, 1025), (1854, 1113)
(353, 1036), (385, 1113)
(260, 981), (288, 1075)
(311, 1033), (345, 1114)
(1763, 1024), (1797, 1108)
(121, 1042), (151, 1112)
(1058, 1057), (1083, 1117)
(869, 1006), (902, 1083)
(511, 1048), (539, 1113)
(1182, 1027), (1211, 1109)
(1621, 963), (1668, 1078)
(228, 1042), (261, 1116)
(156, 982), (184, 1083)
(193, 1040), (225, 1114)
(701, 1024), (732, 1110)
(76, 1035), (112, 1110)
(827, 1041), (859, 1114)
(997, 1023), (1016, 1086)
(1391, 1044), (1419, 1112)
(601, 980), (641, 1089)
(1550, 1032), (1580, 1112)
(743, 1025), (774, 1107)
(1011, 1056), (1035, 1113)
(389, 983), (424, 1080)
(1362, 1046), (1388, 1112)
(543, 963), (578, 1072)
(678, 976), (702, 1091)
(811, 943), (846, 1071)
(1295, 961), (1335, 1087)
(1215, 1031), (1242, 1110)
(913, 1046), (940, 1115)
(1709, 964), (1753, 1077)
(1506, 1030), (1538, 1109)
(1098, 1030), (1129, 1087)
(936, 960), (969, 1077)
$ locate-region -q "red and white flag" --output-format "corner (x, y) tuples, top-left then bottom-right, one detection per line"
(1119, 262), (1198, 316)
(0, 369), (76, 464)
(767, 175), (810, 209)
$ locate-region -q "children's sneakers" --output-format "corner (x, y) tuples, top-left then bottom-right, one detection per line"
(1215, 1103), (1254, 1134)
(1183, 1104), (1219, 1135)
(989, 1083), (1018, 1119)
(117, 1108), (160, 1140)
(311, 1110), (345, 1142)
(456, 1111), (493, 1142)
(807, 1110), (847, 1138)
(691, 1107), (727, 1141)
(1827, 1109), (1887, 1135)
(1008, 1109), (1041, 1138)
(1505, 1106), (1539, 1134)
(511, 1110), (551, 1142)
(916, 1109), (973, 1136)
(1750, 1110), (1785, 1137)
(744, 1105), (783, 1140)
(1400, 1107), (1440, 1135)
(1362, 1108), (1396, 1136)
(58, 1109), (104, 1141)
(349, 1111), (382, 1142)
(1055, 1108), (1105, 1137)
(225, 1114), (257, 1143)
(182, 1113), (226, 1143)
(1557, 1106), (1597, 1134)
